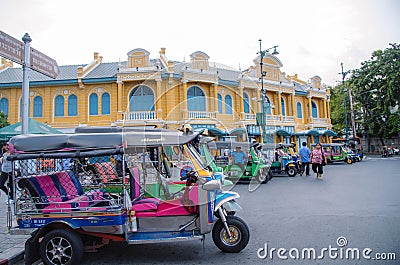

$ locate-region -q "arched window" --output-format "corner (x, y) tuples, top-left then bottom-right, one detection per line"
(68, 94), (77, 116)
(243, 92), (250, 113)
(0, 98), (9, 115)
(312, 101), (318, 118)
(89, 93), (98, 115)
(129, 85), (154, 111)
(281, 97), (286, 116)
(297, 102), (302, 118)
(33, 96), (42, 117)
(55, 95), (64, 117)
(217, 94), (222, 114)
(187, 86), (206, 111)
(225, 95), (233, 114)
(102, 93), (110, 114)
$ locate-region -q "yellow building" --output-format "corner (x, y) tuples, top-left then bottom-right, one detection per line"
(0, 48), (334, 145)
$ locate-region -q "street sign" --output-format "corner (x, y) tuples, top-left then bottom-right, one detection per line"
(0, 30), (24, 64)
(0, 30), (60, 79)
(30, 47), (60, 79)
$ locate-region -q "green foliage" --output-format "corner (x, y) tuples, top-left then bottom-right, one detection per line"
(0, 112), (9, 128)
(331, 43), (400, 143)
(329, 84), (349, 137)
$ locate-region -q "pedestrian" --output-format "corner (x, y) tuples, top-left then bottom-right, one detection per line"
(310, 143), (327, 179)
(298, 142), (311, 176)
(231, 146), (247, 173)
(0, 143), (14, 201)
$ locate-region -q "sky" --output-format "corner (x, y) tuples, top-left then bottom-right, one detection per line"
(0, 0), (399, 86)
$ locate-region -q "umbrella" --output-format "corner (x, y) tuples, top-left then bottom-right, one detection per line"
(0, 118), (63, 141)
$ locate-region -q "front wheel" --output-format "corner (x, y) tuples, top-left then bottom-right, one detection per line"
(212, 215), (250, 253)
(256, 168), (268, 184)
(40, 229), (83, 265)
(346, 157), (353, 164)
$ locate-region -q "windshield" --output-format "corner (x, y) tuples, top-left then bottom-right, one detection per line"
(187, 143), (208, 169)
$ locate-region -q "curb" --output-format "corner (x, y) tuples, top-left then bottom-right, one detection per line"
(0, 243), (25, 265)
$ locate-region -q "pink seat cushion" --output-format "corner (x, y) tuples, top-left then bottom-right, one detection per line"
(42, 189), (106, 213)
(132, 202), (158, 212)
(132, 197), (160, 212)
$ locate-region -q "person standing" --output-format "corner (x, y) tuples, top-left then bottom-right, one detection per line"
(310, 143), (327, 179)
(298, 142), (311, 176)
(0, 143), (14, 201)
(231, 146), (247, 173)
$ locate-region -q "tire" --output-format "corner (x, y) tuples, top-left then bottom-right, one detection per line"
(267, 170), (273, 181)
(39, 229), (83, 265)
(212, 215), (250, 253)
(286, 166), (297, 177)
(256, 168), (268, 184)
(346, 158), (352, 164)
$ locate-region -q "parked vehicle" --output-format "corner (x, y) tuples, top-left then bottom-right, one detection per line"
(312, 143), (355, 164)
(269, 144), (297, 177)
(198, 136), (224, 173)
(220, 142), (270, 184)
(381, 147), (387, 157)
(393, 147), (400, 155)
(7, 131), (249, 264)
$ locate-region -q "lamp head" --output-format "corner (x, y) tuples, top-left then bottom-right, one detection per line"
(272, 46), (279, 55)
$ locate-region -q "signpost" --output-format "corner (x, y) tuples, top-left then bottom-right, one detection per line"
(0, 30), (24, 64)
(30, 47), (60, 79)
(0, 30), (60, 134)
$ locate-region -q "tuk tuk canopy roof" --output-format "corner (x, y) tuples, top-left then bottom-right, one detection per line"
(8, 131), (199, 159)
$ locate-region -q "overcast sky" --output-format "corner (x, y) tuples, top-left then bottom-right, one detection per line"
(1, 0), (399, 86)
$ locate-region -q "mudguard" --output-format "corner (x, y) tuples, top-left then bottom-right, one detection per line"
(214, 191), (240, 211)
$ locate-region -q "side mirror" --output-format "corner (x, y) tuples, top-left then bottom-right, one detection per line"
(202, 179), (221, 191)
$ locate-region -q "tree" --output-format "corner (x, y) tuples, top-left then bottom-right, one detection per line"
(329, 83), (350, 137)
(349, 43), (400, 149)
(0, 112), (9, 128)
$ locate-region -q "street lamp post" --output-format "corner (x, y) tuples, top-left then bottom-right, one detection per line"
(258, 39), (278, 143)
(340, 63), (350, 145)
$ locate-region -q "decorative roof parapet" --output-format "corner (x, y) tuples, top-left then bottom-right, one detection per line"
(77, 52), (103, 88)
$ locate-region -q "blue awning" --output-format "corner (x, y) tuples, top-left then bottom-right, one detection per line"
(318, 129), (337, 137)
(229, 127), (247, 135)
(295, 129), (320, 137)
(194, 127), (227, 136)
(275, 128), (292, 137)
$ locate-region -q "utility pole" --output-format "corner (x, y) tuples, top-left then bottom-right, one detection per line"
(258, 39), (278, 144)
(340, 63), (350, 145)
(348, 87), (356, 139)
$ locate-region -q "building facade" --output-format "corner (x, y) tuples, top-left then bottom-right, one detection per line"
(0, 48), (334, 145)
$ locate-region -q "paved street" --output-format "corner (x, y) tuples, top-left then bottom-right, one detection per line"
(14, 155), (400, 264)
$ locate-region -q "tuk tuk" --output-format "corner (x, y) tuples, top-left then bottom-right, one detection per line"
(311, 143), (353, 164)
(269, 143), (298, 177)
(7, 130), (249, 264)
(213, 141), (270, 184)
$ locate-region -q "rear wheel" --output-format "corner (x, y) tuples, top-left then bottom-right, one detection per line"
(287, 166), (297, 177)
(40, 229), (83, 265)
(346, 157), (353, 164)
(212, 215), (250, 253)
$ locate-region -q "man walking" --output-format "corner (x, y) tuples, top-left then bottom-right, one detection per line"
(298, 142), (311, 176)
